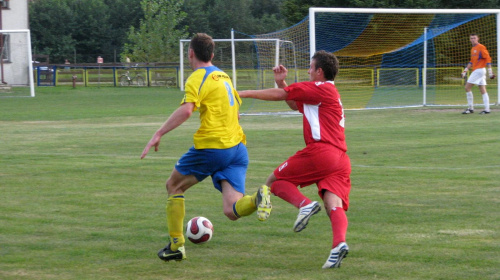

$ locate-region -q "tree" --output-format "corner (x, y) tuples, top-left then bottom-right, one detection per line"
(281, 0), (500, 26)
(67, 0), (112, 63)
(103, 0), (144, 60)
(180, 0), (286, 38)
(29, 0), (143, 63)
(29, 0), (76, 63)
(122, 0), (188, 63)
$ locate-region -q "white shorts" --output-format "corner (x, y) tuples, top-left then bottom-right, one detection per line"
(467, 68), (487, 86)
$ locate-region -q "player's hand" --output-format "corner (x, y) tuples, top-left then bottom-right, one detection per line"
(273, 65), (288, 80)
(488, 68), (495, 79)
(461, 68), (468, 79)
(140, 133), (162, 159)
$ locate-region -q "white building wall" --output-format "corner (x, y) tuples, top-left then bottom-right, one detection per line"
(2, 0), (30, 86)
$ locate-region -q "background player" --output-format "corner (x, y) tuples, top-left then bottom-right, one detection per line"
(141, 33), (271, 262)
(238, 50), (351, 269)
(461, 33), (495, 114)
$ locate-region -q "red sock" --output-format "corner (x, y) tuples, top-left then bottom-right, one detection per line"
(270, 180), (311, 209)
(329, 207), (348, 248)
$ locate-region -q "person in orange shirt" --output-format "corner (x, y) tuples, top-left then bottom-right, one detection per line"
(461, 34), (495, 114)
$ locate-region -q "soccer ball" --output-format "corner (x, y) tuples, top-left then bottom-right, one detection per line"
(186, 216), (213, 244)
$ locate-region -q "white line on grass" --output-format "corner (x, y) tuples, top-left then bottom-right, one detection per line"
(352, 164), (500, 170)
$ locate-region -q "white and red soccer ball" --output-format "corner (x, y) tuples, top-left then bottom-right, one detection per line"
(186, 216), (213, 244)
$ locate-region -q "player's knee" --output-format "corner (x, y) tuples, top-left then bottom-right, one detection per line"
(166, 179), (182, 195)
(323, 192), (343, 214)
(265, 173), (277, 187)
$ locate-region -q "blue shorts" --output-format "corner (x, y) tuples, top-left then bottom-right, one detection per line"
(175, 143), (248, 194)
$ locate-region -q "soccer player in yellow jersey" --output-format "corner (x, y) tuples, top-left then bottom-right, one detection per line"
(461, 33), (495, 114)
(141, 33), (271, 262)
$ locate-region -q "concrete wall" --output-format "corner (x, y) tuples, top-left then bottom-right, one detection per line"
(2, 0), (30, 86)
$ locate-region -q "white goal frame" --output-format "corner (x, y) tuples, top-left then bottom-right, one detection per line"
(309, 8), (500, 105)
(0, 29), (35, 97)
(179, 30), (296, 91)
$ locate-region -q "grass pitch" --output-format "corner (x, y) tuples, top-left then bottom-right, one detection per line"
(0, 87), (499, 280)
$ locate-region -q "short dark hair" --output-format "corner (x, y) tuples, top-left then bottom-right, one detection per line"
(190, 33), (214, 63)
(312, 50), (339, 81)
(470, 33), (479, 37)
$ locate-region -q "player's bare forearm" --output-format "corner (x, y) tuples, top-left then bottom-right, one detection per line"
(275, 80), (288, 89)
(238, 88), (288, 101)
(140, 103), (194, 159)
(273, 65), (288, 88)
(156, 104), (193, 136)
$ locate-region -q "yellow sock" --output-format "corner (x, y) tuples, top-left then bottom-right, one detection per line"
(166, 194), (185, 251)
(233, 193), (257, 218)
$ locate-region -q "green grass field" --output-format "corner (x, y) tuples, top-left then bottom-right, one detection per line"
(1, 87), (499, 280)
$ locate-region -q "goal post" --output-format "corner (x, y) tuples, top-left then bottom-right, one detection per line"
(179, 32), (298, 113)
(179, 33), (297, 92)
(308, 8), (500, 108)
(0, 29), (35, 97)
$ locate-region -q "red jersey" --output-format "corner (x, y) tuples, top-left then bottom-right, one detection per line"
(470, 43), (491, 70)
(284, 81), (347, 152)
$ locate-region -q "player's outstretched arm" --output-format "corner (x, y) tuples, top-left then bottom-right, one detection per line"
(141, 102), (194, 159)
(238, 88), (288, 101)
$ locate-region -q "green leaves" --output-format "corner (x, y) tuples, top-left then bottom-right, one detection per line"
(122, 0), (188, 63)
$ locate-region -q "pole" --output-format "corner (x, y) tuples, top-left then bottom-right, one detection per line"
(309, 8), (316, 59)
(179, 41), (184, 91)
(27, 30), (35, 97)
(423, 27), (428, 106)
(231, 28), (237, 89)
(497, 13), (500, 105)
(274, 39), (279, 88)
(0, 4), (6, 84)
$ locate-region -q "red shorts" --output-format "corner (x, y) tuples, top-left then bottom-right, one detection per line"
(273, 142), (351, 210)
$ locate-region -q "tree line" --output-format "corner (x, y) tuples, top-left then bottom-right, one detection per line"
(29, 0), (499, 64)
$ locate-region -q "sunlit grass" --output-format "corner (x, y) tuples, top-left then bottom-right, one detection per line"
(0, 87), (498, 279)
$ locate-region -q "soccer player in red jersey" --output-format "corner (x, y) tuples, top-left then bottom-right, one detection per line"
(239, 50), (350, 269)
(461, 33), (495, 114)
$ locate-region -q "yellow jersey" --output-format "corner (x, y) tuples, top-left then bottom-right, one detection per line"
(182, 66), (246, 149)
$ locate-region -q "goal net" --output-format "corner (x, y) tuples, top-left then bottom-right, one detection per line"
(238, 8), (500, 110)
(0, 29), (35, 97)
(179, 35), (297, 113)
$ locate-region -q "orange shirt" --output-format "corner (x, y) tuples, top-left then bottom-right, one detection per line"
(469, 43), (491, 70)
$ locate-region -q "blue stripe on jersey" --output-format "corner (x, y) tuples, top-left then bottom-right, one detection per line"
(197, 66), (221, 94)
